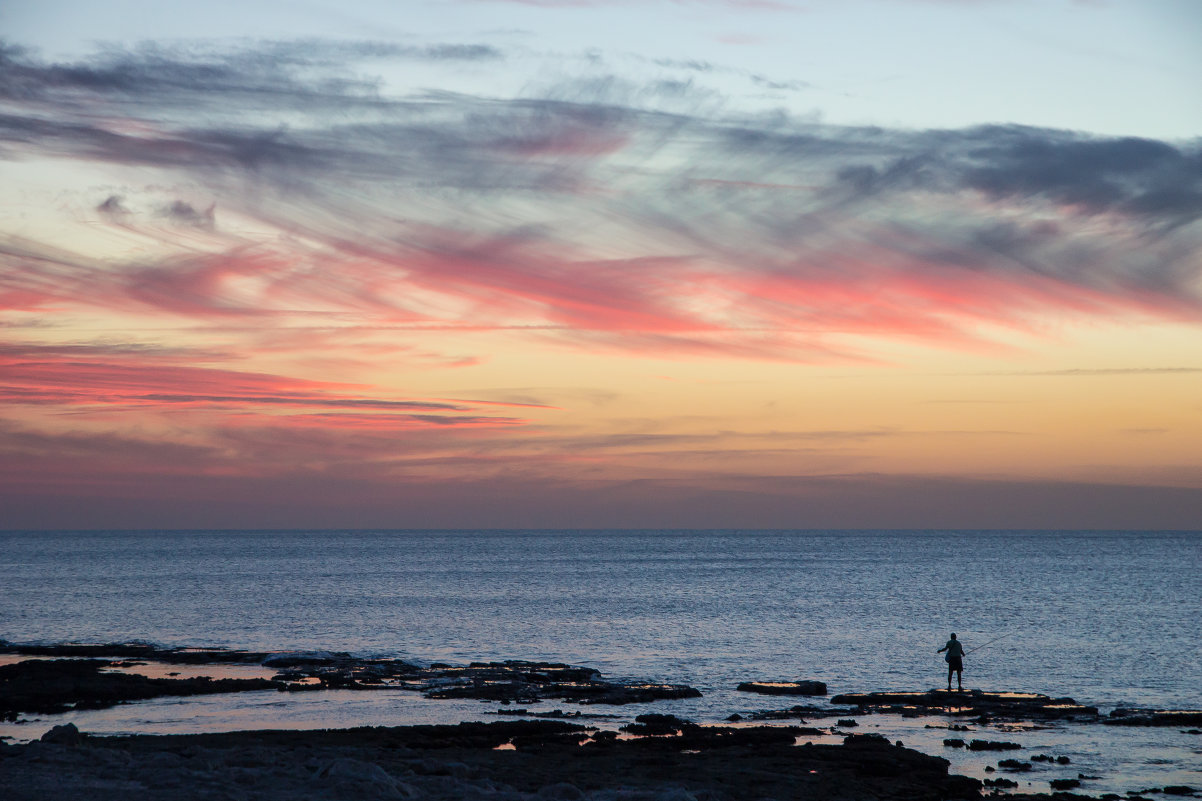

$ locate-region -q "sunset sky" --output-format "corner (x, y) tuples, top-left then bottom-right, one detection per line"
(2, 0), (1200, 529)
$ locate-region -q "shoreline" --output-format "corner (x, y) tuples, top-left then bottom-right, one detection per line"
(3, 644), (1200, 798)
(0, 719), (986, 800)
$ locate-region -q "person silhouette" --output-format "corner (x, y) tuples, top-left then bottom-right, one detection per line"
(937, 633), (965, 691)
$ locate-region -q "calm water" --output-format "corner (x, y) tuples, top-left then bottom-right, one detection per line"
(3, 530), (1200, 793)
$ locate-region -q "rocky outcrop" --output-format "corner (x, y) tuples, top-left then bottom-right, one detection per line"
(0, 641), (271, 664)
(737, 680), (828, 696)
(0, 659), (283, 719)
(1, 652), (701, 718)
(829, 689), (1099, 721)
(416, 662), (701, 705)
(745, 704), (859, 722)
(0, 721), (984, 801)
(1104, 709), (1202, 726)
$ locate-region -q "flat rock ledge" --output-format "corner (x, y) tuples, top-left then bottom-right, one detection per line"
(1104, 709), (1202, 727)
(737, 680), (827, 696)
(829, 690), (1100, 721)
(0, 720), (984, 801)
(1, 645), (701, 719)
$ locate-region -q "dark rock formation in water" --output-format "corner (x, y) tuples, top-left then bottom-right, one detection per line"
(966, 739), (1022, 751)
(737, 680), (828, 696)
(417, 662), (701, 705)
(0, 659), (282, 719)
(746, 703), (859, 722)
(0, 641), (272, 664)
(1104, 709), (1202, 726)
(0, 720), (984, 801)
(1, 648), (702, 718)
(829, 689), (1099, 721)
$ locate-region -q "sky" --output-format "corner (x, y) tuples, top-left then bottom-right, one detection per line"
(1, 0), (1200, 530)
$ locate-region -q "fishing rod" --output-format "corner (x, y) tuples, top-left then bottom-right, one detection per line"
(964, 630), (1016, 656)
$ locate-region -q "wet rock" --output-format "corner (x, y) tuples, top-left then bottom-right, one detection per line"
(967, 739), (1021, 751)
(0, 641), (272, 665)
(0, 659), (283, 717)
(997, 759), (1032, 772)
(837, 719), (858, 727)
(943, 738), (966, 748)
(843, 733), (891, 746)
(746, 704), (857, 721)
(40, 722), (84, 746)
(1, 650), (700, 713)
(1106, 709), (1202, 727)
(984, 777), (1019, 788)
(418, 661), (699, 705)
(1052, 779), (1083, 790)
(620, 714), (693, 736)
(1162, 788), (1198, 797)
(829, 689), (1099, 721)
(736, 680), (827, 696)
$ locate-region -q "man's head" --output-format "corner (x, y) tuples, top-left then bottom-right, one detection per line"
(950, 633), (957, 639)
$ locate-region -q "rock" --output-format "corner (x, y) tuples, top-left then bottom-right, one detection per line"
(984, 777), (1019, 788)
(1106, 709), (1202, 727)
(620, 714), (694, 736)
(837, 719), (858, 727)
(829, 689), (1099, 721)
(997, 759), (1032, 772)
(746, 704), (856, 722)
(40, 722), (84, 745)
(842, 733), (891, 746)
(737, 680), (827, 696)
(1052, 779), (1082, 790)
(966, 739), (1021, 751)
(943, 738), (965, 748)
(1, 652), (699, 713)
(1163, 788), (1197, 797)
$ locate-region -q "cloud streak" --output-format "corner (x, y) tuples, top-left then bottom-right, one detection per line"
(3, 41), (1200, 358)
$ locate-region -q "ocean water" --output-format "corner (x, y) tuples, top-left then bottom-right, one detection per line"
(2, 529), (1200, 794)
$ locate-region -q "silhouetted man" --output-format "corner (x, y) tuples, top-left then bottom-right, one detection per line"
(937, 633), (965, 691)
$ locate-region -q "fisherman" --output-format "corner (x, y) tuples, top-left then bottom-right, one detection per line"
(937, 633), (965, 691)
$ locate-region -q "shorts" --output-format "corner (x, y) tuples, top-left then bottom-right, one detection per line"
(947, 656), (963, 672)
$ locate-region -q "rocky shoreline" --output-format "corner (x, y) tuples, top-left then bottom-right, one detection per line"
(0, 642), (699, 719)
(2, 719), (982, 800)
(3, 642), (1200, 799)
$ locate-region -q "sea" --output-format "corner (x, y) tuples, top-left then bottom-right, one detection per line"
(2, 529), (1200, 795)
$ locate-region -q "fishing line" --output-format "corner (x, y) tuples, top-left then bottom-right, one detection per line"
(964, 630), (1016, 656)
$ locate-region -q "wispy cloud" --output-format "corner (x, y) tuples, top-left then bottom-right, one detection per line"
(3, 39), (1200, 363)
(2, 37), (1201, 527)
